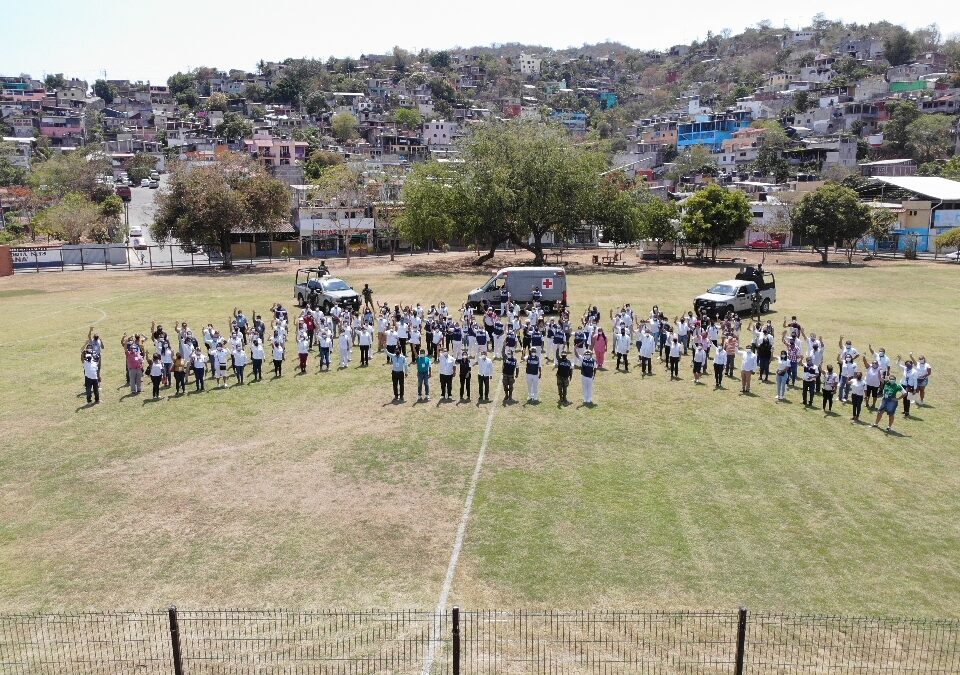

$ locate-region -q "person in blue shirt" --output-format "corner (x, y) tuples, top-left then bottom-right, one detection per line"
(415, 347), (432, 401)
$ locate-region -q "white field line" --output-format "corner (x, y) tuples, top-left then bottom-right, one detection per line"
(421, 374), (499, 675)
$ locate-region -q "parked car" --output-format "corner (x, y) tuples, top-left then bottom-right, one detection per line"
(467, 266), (568, 311)
(945, 250), (960, 261)
(693, 267), (776, 318)
(747, 238), (782, 250)
(148, 179), (159, 189)
(293, 266), (361, 311)
(129, 226), (146, 250)
(140, 178), (150, 188)
(149, 170), (159, 180)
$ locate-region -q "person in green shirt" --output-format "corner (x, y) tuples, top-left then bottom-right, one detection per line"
(416, 347), (433, 401)
(872, 375), (904, 432)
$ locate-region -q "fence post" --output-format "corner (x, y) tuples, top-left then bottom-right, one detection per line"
(168, 605), (184, 675)
(452, 606), (461, 675)
(734, 606), (747, 675)
(80, 246), (85, 271)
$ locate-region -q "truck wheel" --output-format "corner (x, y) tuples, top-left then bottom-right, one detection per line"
(760, 299), (770, 313)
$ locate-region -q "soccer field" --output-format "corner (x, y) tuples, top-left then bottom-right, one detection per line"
(1, 254), (958, 617)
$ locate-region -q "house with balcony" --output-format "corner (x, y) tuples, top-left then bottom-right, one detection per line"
(677, 111), (752, 151)
(243, 131), (308, 167)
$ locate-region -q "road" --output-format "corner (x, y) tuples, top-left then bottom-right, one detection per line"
(125, 175), (211, 267)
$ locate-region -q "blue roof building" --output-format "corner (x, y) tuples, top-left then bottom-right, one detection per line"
(677, 112), (752, 151)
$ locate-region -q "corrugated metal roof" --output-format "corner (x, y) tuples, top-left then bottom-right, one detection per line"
(871, 176), (960, 200)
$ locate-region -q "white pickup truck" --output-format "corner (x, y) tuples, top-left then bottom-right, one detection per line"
(693, 268), (776, 319)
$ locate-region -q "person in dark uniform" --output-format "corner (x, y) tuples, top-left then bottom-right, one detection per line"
(556, 351), (573, 404)
(457, 348), (473, 400)
(502, 349), (519, 403)
(751, 290), (763, 322)
(499, 286), (509, 316)
(362, 283), (374, 310)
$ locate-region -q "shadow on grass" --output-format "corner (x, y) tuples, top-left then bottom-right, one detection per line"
(143, 265), (283, 278)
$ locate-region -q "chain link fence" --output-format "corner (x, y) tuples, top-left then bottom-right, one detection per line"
(1, 608), (958, 674)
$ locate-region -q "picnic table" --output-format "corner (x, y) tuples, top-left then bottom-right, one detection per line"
(548, 250), (567, 265)
(592, 252), (627, 267)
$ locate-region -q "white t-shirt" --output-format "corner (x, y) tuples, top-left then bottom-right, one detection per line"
(739, 351), (757, 372)
(272, 345), (284, 360)
(252, 345), (265, 360)
(83, 360), (99, 379)
(234, 351), (248, 367)
(849, 378), (866, 396)
(669, 342), (682, 358)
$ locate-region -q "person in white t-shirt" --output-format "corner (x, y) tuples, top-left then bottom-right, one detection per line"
(848, 371), (866, 422)
(738, 345), (758, 394)
(251, 338), (265, 382)
(911, 353), (932, 405)
(272, 341), (285, 378)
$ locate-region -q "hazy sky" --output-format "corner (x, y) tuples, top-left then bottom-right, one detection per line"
(2, 1), (954, 84)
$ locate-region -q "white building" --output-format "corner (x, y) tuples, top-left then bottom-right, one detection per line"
(519, 54), (542, 76)
(421, 120), (458, 146)
(784, 31), (815, 46)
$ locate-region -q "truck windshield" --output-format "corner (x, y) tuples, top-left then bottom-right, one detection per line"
(708, 284), (737, 296)
(323, 280), (350, 291)
(483, 276), (502, 291)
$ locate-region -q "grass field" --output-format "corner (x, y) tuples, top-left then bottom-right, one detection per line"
(0, 253), (958, 617)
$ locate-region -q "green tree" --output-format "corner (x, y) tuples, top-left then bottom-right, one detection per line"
(635, 191), (679, 262)
(310, 164), (375, 267)
(790, 182), (873, 264)
(392, 46), (414, 73)
(681, 184), (752, 260)
(215, 113), (254, 143)
(303, 149), (344, 181)
(92, 79), (117, 104)
(400, 121), (620, 265)
(793, 90), (812, 113)
(270, 73), (307, 105)
(124, 153), (158, 184)
(331, 112), (359, 142)
(592, 178), (640, 252)
(392, 107), (423, 129)
(884, 26), (919, 66)
(39, 192), (101, 244)
(882, 101), (921, 153)
(28, 151), (110, 200)
(668, 145), (719, 182)
(429, 51), (451, 70)
(305, 92), (329, 116)
(206, 92), (229, 112)
(167, 72), (195, 97)
(934, 226), (960, 253)
(919, 156), (960, 179)
(176, 90), (199, 109)
(397, 162), (460, 248)
(44, 73), (66, 90)
(0, 144), (27, 186)
(905, 115), (956, 162)
(244, 83), (266, 102)
(152, 153), (290, 269)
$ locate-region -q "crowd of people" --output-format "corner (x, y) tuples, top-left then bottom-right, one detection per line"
(79, 293), (933, 431)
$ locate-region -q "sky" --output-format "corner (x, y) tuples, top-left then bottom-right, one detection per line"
(2, 0), (955, 85)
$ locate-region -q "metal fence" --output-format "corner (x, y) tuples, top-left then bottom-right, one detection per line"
(2, 608), (959, 674)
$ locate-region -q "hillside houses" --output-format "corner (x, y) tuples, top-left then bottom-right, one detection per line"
(2, 19), (959, 254)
